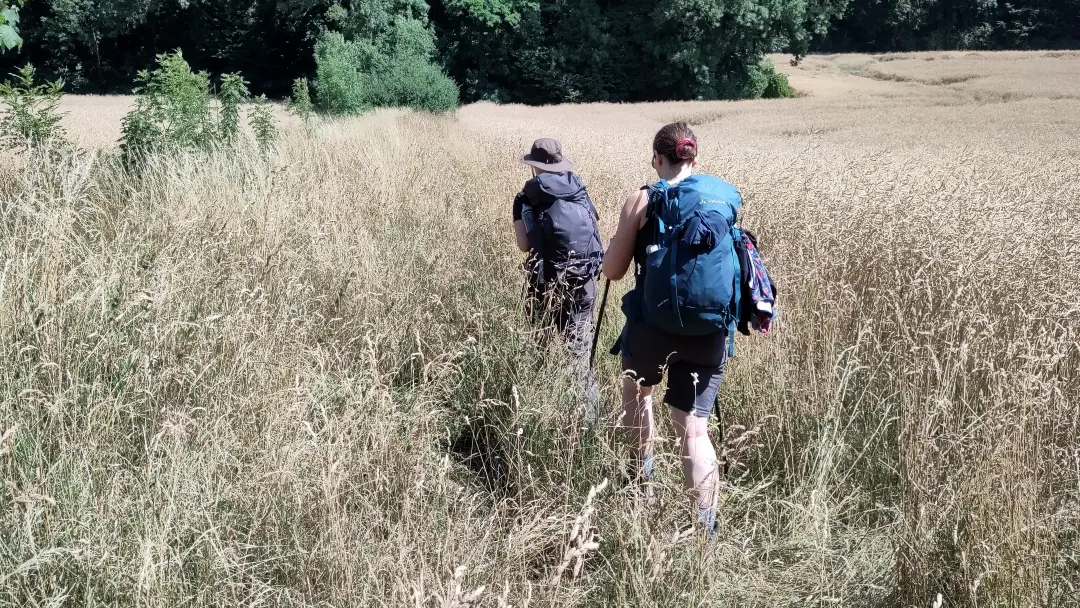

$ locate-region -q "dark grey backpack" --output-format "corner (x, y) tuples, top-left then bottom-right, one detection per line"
(518, 172), (604, 297)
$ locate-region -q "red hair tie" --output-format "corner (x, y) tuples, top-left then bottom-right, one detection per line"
(678, 138), (696, 148)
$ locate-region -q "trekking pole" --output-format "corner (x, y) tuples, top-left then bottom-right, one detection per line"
(590, 278), (610, 370)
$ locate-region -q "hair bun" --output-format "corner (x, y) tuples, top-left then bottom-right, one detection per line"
(653, 123), (699, 164)
(675, 138), (697, 160)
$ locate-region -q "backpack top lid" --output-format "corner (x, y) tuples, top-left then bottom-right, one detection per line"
(649, 174), (742, 226)
(523, 171), (589, 209)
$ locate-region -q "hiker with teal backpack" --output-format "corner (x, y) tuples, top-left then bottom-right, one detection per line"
(512, 138), (605, 425)
(601, 122), (776, 536)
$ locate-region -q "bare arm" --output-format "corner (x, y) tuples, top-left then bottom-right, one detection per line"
(513, 220), (529, 253)
(602, 189), (649, 281)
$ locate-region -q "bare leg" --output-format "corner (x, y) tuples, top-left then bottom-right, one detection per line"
(619, 374), (655, 478)
(669, 407), (719, 524)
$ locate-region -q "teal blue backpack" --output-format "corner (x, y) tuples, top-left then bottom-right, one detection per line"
(641, 174), (743, 353)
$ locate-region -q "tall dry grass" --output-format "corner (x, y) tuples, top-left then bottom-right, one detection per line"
(2, 53), (1079, 607)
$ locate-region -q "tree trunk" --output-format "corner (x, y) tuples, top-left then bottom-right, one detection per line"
(93, 31), (102, 88)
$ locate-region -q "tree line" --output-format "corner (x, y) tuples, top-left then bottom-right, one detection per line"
(0, 0), (1077, 108)
(821, 0), (1080, 52)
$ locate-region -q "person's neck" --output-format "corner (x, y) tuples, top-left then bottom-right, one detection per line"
(659, 163), (693, 185)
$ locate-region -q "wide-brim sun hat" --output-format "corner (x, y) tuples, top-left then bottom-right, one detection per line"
(521, 138), (573, 173)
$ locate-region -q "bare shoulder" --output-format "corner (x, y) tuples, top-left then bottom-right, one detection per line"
(621, 188), (649, 228)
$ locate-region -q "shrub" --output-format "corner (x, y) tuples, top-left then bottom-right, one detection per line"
(120, 50), (216, 163)
(761, 60), (795, 99)
(763, 73), (794, 99)
(363, 53), (460, 114)
(120, 50), (276, 165)
(290, 77), (314, 120)
(219, 73), (250, 140)
(314, 32), (367, 115)
(743, 61), (771, 99)
(313, 31), (459, 115)
(249, 94), (276, 152)
(721, 58), (797, 101)
(0, 64), (70, 154)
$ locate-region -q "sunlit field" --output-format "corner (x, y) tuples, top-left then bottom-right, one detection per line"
(2, 51), (1078, 607)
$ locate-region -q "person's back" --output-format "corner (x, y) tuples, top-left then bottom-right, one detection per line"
(517, 170), (602, 316)
(602, 122), (740, 536)
(511, 138), (603, 423)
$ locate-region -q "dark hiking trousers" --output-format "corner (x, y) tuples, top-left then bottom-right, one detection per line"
(527, 279), (601, 426)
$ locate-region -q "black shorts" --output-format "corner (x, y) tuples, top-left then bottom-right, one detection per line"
(619, 321), (728, 418)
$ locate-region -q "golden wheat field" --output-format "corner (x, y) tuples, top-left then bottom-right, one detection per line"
(1, 50), (1078, 607)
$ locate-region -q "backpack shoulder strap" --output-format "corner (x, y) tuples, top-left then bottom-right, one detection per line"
(640, 184), (657, 216)
(643, 181), (673, 230)
(519, 201), (549, 285)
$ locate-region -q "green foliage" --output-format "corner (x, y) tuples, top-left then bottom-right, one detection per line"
(313, 26), (459, 115)
(0, 64), (70, 153)
(743, 64), (771, 101)
(219, 73), (250, 140)
(0, 3), (22, 52)
(817, 0), (1080, 52)
(120, 50), (277, 165)
(117, 103), (155, 165)
(120, 50), (215, 163)
(290, 77), (314, 120)
(760, 59), (795, 99)
(43, 0), (160, 84)
(249, 94), (276, 152)
(3, 0), (1078, 104)
(357, 46), (459, 113)
(432, 0), (832, 104)
(442, 0), (528, 27)
(313, 31), (367, 115)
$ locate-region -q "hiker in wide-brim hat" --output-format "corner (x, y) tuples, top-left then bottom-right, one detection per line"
(511, 138), (603, 425)
(520, 138), (575, 174)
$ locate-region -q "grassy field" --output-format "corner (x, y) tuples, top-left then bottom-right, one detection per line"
(1, 51), (1078, 607)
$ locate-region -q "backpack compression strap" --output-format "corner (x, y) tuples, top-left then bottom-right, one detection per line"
(727, 206), (741, 358)
(661, 186), (709, 330)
